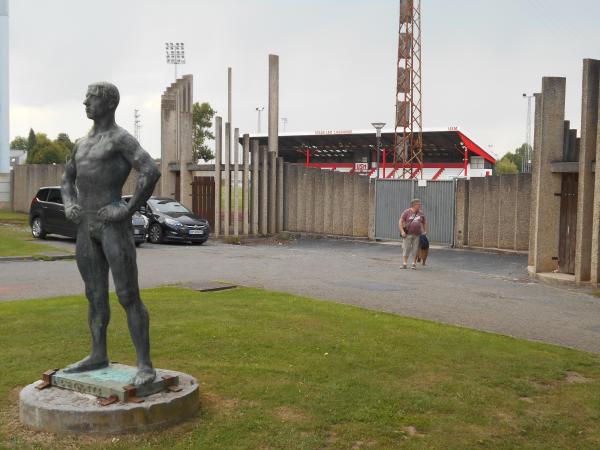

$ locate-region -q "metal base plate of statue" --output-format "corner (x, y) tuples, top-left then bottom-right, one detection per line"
(19, 365), (199, 434)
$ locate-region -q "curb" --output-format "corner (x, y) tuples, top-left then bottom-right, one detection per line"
(0, 254), (75, 262)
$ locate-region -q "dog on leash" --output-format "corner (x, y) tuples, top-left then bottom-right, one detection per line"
(416, 234), (429, 266)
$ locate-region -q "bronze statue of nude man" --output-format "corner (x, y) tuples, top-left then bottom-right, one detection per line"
(61, 82), (161, 385)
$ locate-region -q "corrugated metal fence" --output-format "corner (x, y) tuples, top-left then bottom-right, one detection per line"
(375, 179), (456, 245)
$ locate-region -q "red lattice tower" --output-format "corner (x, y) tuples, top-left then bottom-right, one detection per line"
(394, 0), (424, 179)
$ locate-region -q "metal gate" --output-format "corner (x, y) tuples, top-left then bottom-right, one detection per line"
(192, 176), (215, 228)
(375, 179), (456, 245)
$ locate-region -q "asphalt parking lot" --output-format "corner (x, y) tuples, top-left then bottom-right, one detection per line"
(2, 237), (600, 354)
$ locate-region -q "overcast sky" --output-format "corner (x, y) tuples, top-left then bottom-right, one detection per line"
(7, 0), (600, 159)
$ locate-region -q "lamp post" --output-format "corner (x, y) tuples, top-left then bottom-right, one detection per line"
(371, 122), (386, 179)
(523, 93), (534, 173)
(165, 42), (185, 80)
(256, 106), (264, 133)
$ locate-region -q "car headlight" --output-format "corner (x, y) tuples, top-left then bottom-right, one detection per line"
(165, 218), (182, 228)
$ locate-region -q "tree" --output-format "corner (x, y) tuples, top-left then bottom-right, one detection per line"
(26, 128), (37, 163)
(10, 136), (28, 151)
(495, 156), (519, 175)
(192, 102), (216, 162)
(28, 133), (70, 164)
(55, 133), (74, 151)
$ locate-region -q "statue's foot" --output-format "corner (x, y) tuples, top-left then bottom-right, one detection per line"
(63, 355), (109, 373)
(131, 366), (156, 386)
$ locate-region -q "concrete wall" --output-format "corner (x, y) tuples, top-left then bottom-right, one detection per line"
(284, 164), (372, 237)
(11, 164), (161, 213)
(455, 173), (531, 251)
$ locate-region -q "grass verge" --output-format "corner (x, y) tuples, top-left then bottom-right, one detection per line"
(0, 211), (69, 257)
(1, 286), (600, 449)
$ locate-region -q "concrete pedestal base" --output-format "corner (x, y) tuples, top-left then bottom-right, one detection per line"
(19, 370), (199, 434)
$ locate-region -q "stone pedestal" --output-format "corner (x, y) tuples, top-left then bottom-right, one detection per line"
(19, 366), (199, 434)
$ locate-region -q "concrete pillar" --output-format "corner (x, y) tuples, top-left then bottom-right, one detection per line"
(223, 122), (231, 236)
(342, 175), (354, 236)
(467, 178), (485, 247)
(528, 93), (543, 266)
(533, 77), (566, 273)
(214, 116), (222, 237)
(454, 179), (469, 248)
(268, 54), (279, 235)
(178, 76), (194, 211)
(296, 167), (306, 232)
(285, 164), (297, 231)
(268, 151), (277, 234)
(516, 173), (532, 251)
(242, 134), (250, 235)
(323, 170), (334, 235)
(0, 0), (10, 209)
(332, 173), (345, 235)
(576, 59), (600, 283)
(233, 128), (240, 236)
(260, 146), (268, 235)
(251, 139), (259, 234)
(277, 157), (284, 232)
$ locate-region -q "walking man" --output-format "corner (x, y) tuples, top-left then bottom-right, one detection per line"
(61, 82), (161, 385)
(399, 198), (428, 270)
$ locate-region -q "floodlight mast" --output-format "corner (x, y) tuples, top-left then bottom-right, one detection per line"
(165, 42), (186, 80)
(394, 0), (424, 180)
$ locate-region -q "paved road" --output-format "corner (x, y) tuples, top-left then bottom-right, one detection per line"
(2, 237), (600, 354)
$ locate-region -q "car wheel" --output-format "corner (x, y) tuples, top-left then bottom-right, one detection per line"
(149, 224), (163, 244)
(31, 216), (47, 239)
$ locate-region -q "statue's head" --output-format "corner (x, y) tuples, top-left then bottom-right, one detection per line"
(84, 82), (120, 120)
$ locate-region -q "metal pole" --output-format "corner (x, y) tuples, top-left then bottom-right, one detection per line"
(376, 133), (381, 179)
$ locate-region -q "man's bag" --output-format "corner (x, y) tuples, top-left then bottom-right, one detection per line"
(419, 234), (430, 250)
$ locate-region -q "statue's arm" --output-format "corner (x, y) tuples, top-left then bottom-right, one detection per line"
(61, 143), (82, 223)
(121, 132), (161, 214)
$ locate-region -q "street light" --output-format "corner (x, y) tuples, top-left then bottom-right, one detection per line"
(256, 106), (265, 133)
(523, 93), (534, 173)
(371, 122), (386, 179)
(165, 42), (185, 80)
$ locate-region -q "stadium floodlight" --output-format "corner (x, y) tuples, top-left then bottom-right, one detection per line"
(165, 42), (186, 79)
(371, 122), (386, 178)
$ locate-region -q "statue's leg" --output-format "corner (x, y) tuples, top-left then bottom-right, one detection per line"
(64, 223), (110, 373)
(102, 221), (155, 386)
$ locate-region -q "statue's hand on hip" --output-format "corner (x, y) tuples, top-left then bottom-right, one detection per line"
(98, 202), (130, 223)
(65, 204), (83, 224)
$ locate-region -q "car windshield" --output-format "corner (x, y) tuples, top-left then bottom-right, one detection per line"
(148, 199), (190, 214)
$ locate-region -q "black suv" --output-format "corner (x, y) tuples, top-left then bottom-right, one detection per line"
(29, 186), (148, 246)
(141, 197), (210, 245)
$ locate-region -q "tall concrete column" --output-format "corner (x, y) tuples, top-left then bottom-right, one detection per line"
(251, 139), (259, 235)
(268, 152), (277, 233)
(268, 54), (279, 234)
(233, 128), (240, 236)
(0, 0), (11, 208)
(528, 93), (542, 267)
(242, 134), (250, 235)
(223, 122), (231, 236)
(260, 145), (269, 235)
(577, 60), (600, 283)
(532, 77), (566, 274)
(277, 157), (284, 232)
(214, 116), (222, 237)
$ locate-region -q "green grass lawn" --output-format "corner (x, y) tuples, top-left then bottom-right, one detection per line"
(1, 287), (600, 449)
(0, 211), (69, 258)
